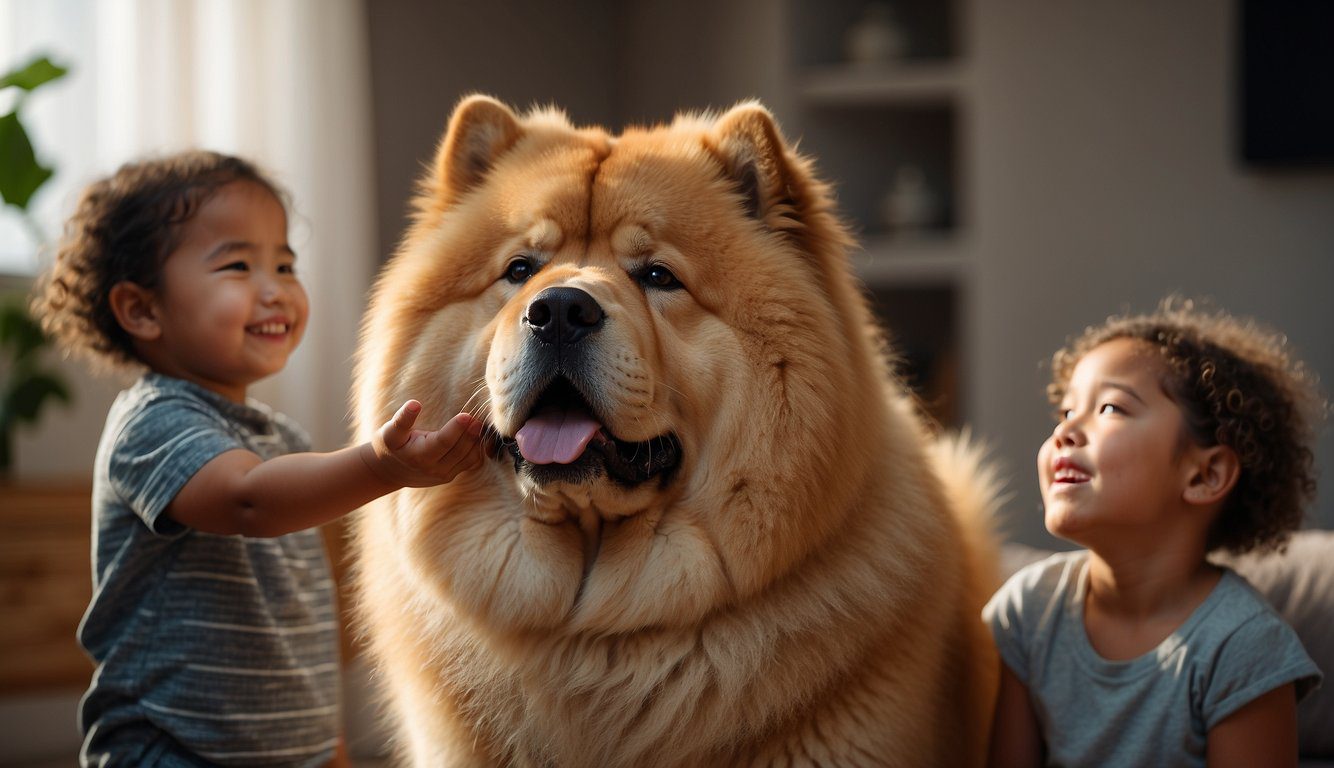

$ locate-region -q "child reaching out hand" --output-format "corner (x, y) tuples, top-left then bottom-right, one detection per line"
(32, 150), (483, 767)
(985, 299), (1323, 768)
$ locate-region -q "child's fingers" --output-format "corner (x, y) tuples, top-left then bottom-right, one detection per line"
(439, 419), (486, 478)
(380, 400), (422, 451)
(442, 440), (486, 479)
(466, 443), (486, 470)
(422, 413), (482, 462)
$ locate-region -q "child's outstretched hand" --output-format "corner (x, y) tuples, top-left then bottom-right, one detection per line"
(365, 400), (485, 488)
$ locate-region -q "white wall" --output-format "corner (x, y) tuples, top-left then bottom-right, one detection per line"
(365, 0), (621, 265)
(970, 1), (1334, 546)
(614, 0), (789, 125)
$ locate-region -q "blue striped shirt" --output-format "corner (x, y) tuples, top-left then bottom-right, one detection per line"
(78, 373), (339, 767)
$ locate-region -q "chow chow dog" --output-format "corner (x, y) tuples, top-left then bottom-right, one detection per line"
(352, 95), (1000, 767)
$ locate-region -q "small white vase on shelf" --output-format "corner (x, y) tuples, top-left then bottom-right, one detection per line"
(844, 2), (909, 66)
(881, 165), (940, 235)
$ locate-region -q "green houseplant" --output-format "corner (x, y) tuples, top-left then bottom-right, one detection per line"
(0, 55), (72, 475)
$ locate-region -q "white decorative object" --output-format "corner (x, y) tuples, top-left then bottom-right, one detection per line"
(845, 2), (909, 66)
(881, 165), (940, 234)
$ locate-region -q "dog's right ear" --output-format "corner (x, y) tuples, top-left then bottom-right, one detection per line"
(430, 95), (523, 207)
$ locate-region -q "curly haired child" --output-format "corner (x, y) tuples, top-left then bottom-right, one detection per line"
(32, 150), (484, 767)
(985, 298), (1324, 767)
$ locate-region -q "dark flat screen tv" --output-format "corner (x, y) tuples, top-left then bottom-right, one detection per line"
(1238, 1), (1334, 167)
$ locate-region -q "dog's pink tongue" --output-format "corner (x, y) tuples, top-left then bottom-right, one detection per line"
(515, 409), (602, 465)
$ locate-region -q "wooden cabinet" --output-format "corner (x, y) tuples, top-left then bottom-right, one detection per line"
(0, 482), (94, 691)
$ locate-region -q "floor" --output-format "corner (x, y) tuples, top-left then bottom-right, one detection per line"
(0, 659), (393, 767)
(10, 760), (392, 768)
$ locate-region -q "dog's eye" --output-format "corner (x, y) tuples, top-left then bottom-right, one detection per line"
(505, 257), (535, 284)
(640, 264), (682, 291)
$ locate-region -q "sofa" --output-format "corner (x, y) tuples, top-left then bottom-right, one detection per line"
(1000, 529), (1333, 766)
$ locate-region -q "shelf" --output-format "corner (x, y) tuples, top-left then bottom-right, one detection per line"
(852, 234), (970, 285)
(796, 62), (966, 106)
(861, 283), (962, 427)
(788, 0), (969, 425)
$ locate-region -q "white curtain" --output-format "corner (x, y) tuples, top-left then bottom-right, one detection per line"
(4, 0), (377, 450)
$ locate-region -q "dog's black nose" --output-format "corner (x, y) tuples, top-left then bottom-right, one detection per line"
(525, 287), (604, 345)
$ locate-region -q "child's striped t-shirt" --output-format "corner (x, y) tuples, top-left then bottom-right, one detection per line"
(78, 373), (340, 767)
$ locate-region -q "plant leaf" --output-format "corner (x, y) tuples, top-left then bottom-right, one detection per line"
(0, 112), (54, 210)
(0, 299), (47, 364)
(3, 372), (71, 424)
(0, 56), (68, 91)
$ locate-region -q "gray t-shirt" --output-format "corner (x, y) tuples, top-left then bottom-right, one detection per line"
(78, 373), (339, 767)
(985, 550), (1321, 768)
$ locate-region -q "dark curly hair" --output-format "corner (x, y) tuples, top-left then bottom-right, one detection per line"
(30, 150), (287, 375)
(1048, 298), (1325, 555)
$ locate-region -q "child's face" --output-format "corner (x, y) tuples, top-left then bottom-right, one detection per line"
(1038, 338), (1197, 546)
(147, 180), (308, 401)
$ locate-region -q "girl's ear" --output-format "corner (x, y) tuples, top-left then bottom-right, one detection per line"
(1183, 444), (1240, 506)
(108, 281), (162, 341)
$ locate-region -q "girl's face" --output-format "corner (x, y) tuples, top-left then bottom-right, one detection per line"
(147, 180), (308, 401)
(1038, 338), (1197, 546)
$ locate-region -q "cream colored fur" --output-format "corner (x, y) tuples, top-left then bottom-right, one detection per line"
(352, 95), (1000, 767)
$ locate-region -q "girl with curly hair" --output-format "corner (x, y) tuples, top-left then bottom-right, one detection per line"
(32, 150), (483, 767)
(985, 298), (1323, 767)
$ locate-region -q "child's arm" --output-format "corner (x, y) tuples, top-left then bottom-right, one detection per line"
(987, 661), (1043, 768)
(165, 400), (484, 537)
(1206, 682), (1299, 768)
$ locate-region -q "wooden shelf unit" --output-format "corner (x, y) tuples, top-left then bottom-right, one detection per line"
(789, 0), (972, 426)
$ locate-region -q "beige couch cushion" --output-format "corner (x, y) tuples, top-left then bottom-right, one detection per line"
(1215, 530), (1334, 757)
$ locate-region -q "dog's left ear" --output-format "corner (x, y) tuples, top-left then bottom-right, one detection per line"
(430, 94), (524, 208)
(706, 102), (801, 225)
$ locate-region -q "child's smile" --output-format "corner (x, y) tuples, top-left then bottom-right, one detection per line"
(246, 319), (296, 339)
(1048, 455), (1091, 487)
